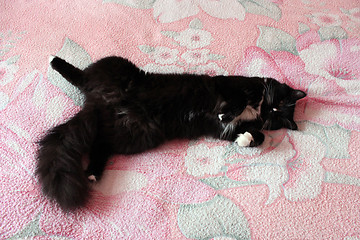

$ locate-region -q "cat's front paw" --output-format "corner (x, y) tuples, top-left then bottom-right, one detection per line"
(235, 132), (253, 147)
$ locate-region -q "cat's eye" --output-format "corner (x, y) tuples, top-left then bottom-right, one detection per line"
(272, 108), (278, 112)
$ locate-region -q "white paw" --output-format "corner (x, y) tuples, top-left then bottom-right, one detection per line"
(88, 175), (97, 182)
(235, 132), (253, 147)
(218, 114), (224, 121)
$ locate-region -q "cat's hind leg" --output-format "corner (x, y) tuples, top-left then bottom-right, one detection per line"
(85, 140), (113, 182)
(113, 115), (166, 155)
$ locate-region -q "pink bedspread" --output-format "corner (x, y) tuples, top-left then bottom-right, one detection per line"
(1, 0), (360, 239)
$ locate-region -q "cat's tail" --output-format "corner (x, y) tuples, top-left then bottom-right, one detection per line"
(50, 56), (85, 87)
(36, 109), (98, 211)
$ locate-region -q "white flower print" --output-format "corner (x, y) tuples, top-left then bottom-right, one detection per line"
(185, 144), (226, 177)
(0, 91), (9, 110)
(174, 28), (213, 50)
(0, 60), (19, 86)
(283, 132), (326, 202)
(299, 38), (360, 95)
(142, 63), (185, 74)
(140, 19), (227, 76)
(150, 46), (179, 65)
(346, 8), (360, 23)
(310, 12), (342, 27)
(181, 49), (210, 65)
(227, 133), (326, 204)
(194, 62), (228, 76)
(153, 0), (246, 23)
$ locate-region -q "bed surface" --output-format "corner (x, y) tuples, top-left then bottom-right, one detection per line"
(1, 0), (360, 239)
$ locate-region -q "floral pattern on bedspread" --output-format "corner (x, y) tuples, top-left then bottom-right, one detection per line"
(1, 0), (360, 239)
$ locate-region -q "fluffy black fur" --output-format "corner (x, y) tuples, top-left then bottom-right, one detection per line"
(36, 56), (306, 211)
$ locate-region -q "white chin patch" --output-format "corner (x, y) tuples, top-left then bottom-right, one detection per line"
(218, 114), (224, 121)
(235, 132), (253, 147)
(88, 175), (97, 182)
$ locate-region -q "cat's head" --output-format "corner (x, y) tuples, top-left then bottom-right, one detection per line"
(261, 79), (306, 130)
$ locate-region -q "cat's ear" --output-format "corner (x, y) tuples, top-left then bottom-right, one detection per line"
(291, 90), (306, 101)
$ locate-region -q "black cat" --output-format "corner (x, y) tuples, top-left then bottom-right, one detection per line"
(36, 56), (306, 211)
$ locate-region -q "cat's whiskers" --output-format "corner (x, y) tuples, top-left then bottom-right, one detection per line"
(221, 122), (235, 139)
(263, 80), (274, 105)
(262, 118), (271, 130)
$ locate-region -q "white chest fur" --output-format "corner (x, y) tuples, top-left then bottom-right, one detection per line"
(217, 105), (260, 122)
(236, 105), (260, 121)
(235, 97), (263, 121)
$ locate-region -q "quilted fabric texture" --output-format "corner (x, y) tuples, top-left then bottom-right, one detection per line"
(1, 0), (360, 239)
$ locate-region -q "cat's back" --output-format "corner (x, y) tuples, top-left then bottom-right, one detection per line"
(134, 73), (217, 106)
(85, 56), (139, 75)
(81, 57), (144, 101)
